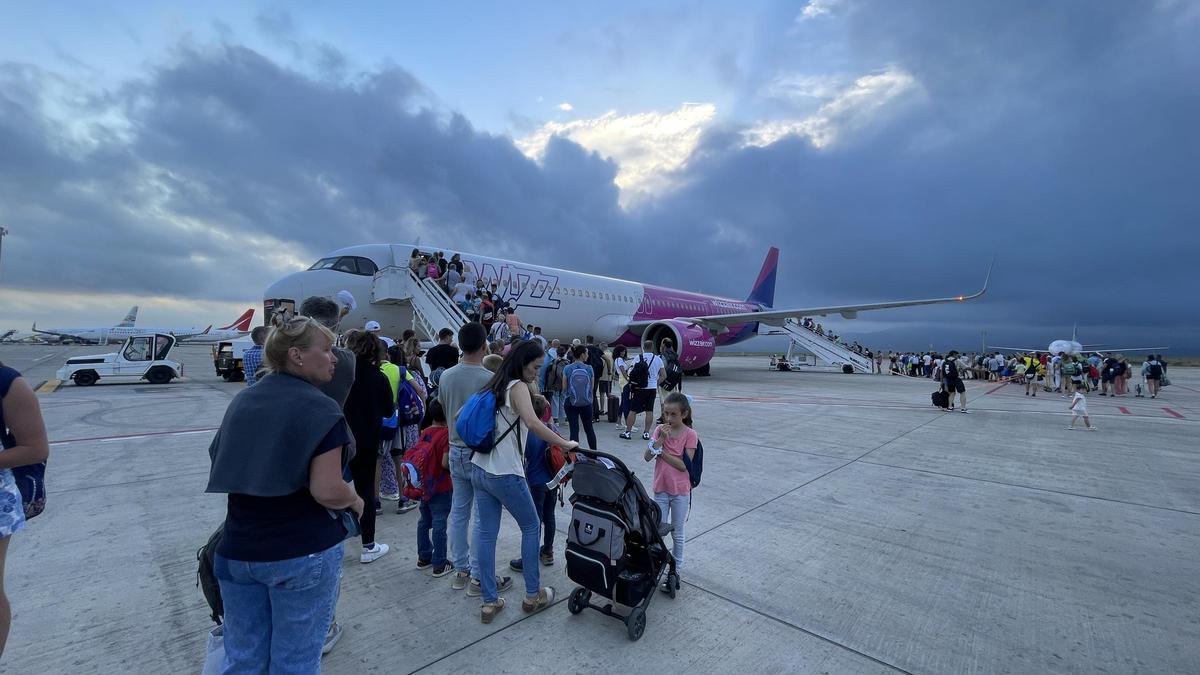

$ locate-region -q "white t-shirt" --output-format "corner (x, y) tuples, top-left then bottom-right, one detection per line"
(471, 380), (527, 477)
(923, 355), (932, 366)
(452, 282), (473, 303)
(1071, 392), (1088, 414)
(633, 353), (665, 390)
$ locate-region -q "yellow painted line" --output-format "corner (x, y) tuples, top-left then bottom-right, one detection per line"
(36, 380), (61, 394)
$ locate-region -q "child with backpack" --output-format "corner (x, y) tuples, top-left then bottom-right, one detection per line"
(642, 391), (698, 591)
(563, 345), (597, 451)
(405, 401), (456, 576)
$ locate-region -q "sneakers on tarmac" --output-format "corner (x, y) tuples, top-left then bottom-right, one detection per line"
(466, 576), (513, 597)
(396, 500), (418, 514)
(451, 571), (470, 590)
(619, 431), (631, 440)
(360, 542), (390, 564)
(431, 563), (455, 578)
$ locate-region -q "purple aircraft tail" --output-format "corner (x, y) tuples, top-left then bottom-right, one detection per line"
(746, 247), (778, 308)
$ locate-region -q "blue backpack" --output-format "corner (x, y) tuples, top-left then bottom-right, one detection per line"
(565, 365), (592, 407)
(455, 389), (520, 454)
(682, 438), (703, 489)
(396, 367), (425, 426)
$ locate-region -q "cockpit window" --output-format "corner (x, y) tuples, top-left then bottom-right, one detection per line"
(307, 256), (378, 276)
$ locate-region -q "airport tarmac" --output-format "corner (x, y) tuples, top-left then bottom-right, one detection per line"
(2, 343), (1198, 674)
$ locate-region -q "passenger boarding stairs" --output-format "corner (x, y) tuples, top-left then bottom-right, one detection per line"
(371, 267), (469, 341)
(780, 319), (874, 373)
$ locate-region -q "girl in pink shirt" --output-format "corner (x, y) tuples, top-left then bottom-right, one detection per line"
(643, 392), (697, 586)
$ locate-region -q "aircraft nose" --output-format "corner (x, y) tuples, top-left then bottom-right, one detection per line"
(264, 271), (305, 301)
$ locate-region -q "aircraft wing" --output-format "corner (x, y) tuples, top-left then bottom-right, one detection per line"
(987, 345), (1039, 354)
(31, 323), (93, 343)
(633, 265), (991, 334)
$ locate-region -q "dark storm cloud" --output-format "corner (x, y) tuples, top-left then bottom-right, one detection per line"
(1, 1), (1197, 351)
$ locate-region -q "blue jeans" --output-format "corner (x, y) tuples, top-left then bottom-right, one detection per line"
(654, 492), (689, 574)
(550, 391), (564, 419)
(214, 543), (342, 674)
(417, 491), (453, 566)
(448, 445), (481, 578)
(566, 404), (597, 450)
(471, 465), (542, 603)
(619, 383), (631, 419)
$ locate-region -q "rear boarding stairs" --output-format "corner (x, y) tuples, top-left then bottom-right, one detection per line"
(773, 318), (874, 373)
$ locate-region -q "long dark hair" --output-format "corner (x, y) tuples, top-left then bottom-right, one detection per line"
(483, 340), (544, 408)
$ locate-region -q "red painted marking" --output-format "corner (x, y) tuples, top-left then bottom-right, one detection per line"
(50, 427), (219, 446)
(984, 383), (1008, 396)
(1163, 408), (1185, 419)
(1118, 407), (1131, 415)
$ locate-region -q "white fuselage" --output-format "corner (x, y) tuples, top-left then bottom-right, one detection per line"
(265, 244), (648, 344)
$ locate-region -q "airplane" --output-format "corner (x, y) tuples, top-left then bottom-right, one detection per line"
(20, 306), (151, 344)
(988, 324), (1168, 357)
(264, 243), (989, 375)
(178, 309), (256, 344)
(32, 314), (213, 345)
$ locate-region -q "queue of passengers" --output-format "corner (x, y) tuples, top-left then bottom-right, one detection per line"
(884, 349), (1170, 399)
(207, 292), (697, 672)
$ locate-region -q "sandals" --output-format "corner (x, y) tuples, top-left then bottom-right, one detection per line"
(480, 597), (505, 624)
(522, 586), (556, 614)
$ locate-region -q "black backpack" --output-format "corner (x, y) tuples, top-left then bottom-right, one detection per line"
(1148, 361), (1163, 378)
(628, 353), (652, 389)
(662, 351), (683, 391)
(682, 439), (703, 488)
(586, 345), (604, 376)
(196, 524), (225, 625)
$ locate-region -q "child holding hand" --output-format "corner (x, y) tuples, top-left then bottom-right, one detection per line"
(643, 392), (697, 590)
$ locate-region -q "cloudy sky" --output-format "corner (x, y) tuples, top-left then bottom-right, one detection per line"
(1, 1), (1197, 351)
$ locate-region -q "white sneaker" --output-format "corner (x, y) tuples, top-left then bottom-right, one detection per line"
(360, 542), (390, 564)
(380, 492), (400, 501)
(1067, 426), (1075, 430)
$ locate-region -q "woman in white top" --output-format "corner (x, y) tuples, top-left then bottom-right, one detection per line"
(471, 341), (577, 624)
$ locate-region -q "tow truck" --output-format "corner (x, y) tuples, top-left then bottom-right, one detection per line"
(56, 333), (183, 386)
(213, 338), (254, 382)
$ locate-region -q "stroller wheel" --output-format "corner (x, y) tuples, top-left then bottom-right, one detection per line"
(567, 587), (590, 615)
(625, 607), (647, 641)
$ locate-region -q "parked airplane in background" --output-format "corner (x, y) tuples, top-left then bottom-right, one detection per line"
(20, 307), (155, 344)
(265, 243), (988, 375)
(32, 314), (213, 345)
(989, 325), (1168, 356)
(179, 309), (256, 344)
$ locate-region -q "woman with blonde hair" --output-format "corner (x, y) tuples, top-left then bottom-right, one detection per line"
(207, 315), (362, 672)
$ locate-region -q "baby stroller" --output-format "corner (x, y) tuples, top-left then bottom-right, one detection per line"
(564, 448), (678, 641)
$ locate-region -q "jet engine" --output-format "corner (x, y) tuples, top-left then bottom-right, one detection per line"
(642, 320), (716, 371)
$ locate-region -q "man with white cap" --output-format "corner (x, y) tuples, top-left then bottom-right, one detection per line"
(364, 320), (395, 349)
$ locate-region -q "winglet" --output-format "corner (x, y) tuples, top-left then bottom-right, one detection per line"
(957, 257), (993, 302)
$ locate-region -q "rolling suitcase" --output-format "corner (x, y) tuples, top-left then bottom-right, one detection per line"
(607, 395), (620, 423)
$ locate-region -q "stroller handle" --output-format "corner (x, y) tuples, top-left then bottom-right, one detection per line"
(571, 446), (636, 474)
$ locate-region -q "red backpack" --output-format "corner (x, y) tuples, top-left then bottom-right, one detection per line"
(401, 427), (452, 501)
